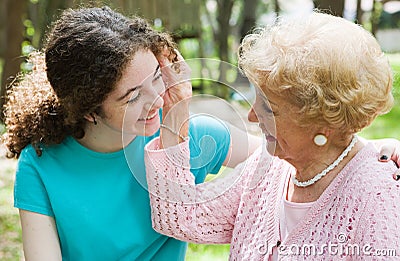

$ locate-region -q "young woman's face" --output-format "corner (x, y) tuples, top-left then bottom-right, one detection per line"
(98, 49), (165, 137)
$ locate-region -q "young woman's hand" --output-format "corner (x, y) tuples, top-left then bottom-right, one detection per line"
(375, 138), (400, 180)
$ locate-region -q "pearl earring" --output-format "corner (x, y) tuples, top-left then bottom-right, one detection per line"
(313, 134), (327, 146)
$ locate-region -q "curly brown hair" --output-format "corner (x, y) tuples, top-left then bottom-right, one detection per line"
(2, 6), (177, 158)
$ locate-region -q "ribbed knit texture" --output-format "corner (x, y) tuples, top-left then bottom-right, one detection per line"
(145, 138), (400, 260)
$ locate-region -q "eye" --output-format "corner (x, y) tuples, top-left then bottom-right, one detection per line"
(263, 104), (274, 114)
(127, 91), (141, 104)
(262, 102), (278, 116)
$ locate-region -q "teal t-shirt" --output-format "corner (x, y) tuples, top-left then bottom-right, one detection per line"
(14, 115), (230, 261)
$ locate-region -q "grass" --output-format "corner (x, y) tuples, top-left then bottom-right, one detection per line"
(1, 54), (400, 260)
(0, 158), (23, 261)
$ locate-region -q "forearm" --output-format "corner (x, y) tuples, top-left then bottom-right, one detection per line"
(223, 122), (263, 168)
(145, 138), (248, 244)
(159, 49), (191, 148)
(161, 105), (189, 148)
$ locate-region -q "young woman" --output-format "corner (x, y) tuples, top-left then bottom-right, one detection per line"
(2, 6), (259, 261)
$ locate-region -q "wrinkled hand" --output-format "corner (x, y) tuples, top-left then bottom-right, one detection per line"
(376, 138), (400, 180)
(158, 48), (192, 114)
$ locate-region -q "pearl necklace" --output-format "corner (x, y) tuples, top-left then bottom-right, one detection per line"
(292, 135), (358, 187)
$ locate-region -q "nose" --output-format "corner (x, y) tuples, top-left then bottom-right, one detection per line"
(144, 87), (164, 111)
(248, 107), (259, 123)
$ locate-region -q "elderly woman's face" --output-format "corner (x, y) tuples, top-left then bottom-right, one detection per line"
(248, 88), (317, 163)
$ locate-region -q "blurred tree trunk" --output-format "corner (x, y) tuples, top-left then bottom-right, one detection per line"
(1, 0), (27, 122)
(30, 0), (71, 49)
(356, 0), (363, 24)
(240, 0), (258, 41)
(313, 0), (345, 17)
(370, 0), (380, 36)
(216, 0), (235, 99)
(274, 0), (280, 16)
(216, 0), (234, 63)
(0, 0), (6, 61)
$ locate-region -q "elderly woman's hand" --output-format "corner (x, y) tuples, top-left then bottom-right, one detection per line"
(374, 138), (400, 180)
(157, 48), (192, 147)
(158, 48), (192, 113)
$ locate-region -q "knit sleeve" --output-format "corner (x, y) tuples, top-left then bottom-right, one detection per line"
(357, 180), (400, 259)
(144, 137), (263, 244)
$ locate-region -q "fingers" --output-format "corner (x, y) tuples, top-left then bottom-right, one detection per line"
(158, 46), (173, 67)
(377, 142), (400, 181)
(161, 46), (170, 57)
(378, 144), (395, 162)
(174, 49), (184, 61)
(378, 143), (400, 167)
(159, 46), (178, 64)
(160, 57), (191, 88)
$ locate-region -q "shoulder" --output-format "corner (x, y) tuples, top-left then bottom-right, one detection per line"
(19, 144), (40, 163)
(348, 143), (397, 185)
(19, 138), (70, 164)
(189, 114), (230, 134)
(188, 114), (231, 150)
(352, 146), (400, 244)
(340, 143), (399, 202)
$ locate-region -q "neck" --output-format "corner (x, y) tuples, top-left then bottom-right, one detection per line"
(287, 136), (364, 203)
(77, 123), (136, 153)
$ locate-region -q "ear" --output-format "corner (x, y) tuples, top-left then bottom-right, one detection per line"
(312, 127), (334, 140)
(322, 128), (334, 139)
(84, 113), (96, 123)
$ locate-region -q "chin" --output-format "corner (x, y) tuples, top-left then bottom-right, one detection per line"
(143, 124), (160, 137)
(265, 142), (277, 156)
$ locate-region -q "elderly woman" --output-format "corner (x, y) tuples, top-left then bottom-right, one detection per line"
(144, 12), (400, 260)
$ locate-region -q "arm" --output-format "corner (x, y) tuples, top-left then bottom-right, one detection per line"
(20, 210), (62, 261)
(158, 49), (191, 148)
(223, 123), (262, 168)
(145, 137), (262, 244)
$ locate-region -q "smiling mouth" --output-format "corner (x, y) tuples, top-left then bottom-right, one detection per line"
(265, 134), (276, 142)
(140, 111), (158, 121)
(260, 126), (276, 142)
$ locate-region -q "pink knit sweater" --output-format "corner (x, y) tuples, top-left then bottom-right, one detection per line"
(144, 138), (400, 260)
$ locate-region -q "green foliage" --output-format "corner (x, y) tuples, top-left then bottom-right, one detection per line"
(187, 243), (230, 261)
(179, 39), (200, 59)
(360, 54), (400, 140)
